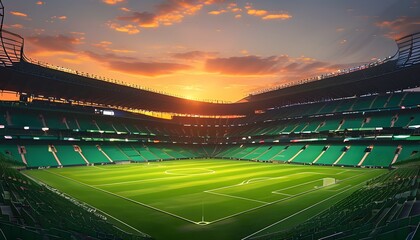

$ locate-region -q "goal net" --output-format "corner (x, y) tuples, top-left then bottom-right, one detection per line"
(323, 178), (337, 187)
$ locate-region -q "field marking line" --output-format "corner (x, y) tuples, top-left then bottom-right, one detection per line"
(203, 190), (269, 204)
(335, 169), (359, 175)
(164, 168), (215, 176)
(92, 176), (181, 187)
(242, 177), (271, 184)
(270, 192), (294, 197)
(205, 172), (320, 193)
(271, 178), (321, 194)
(201, 172), (322, 209)
(42, 170), (201, 225)
(322, 184), (352, 192)
(21, 171), (151, 237)
(240, 180), (369, 240)
(90, 164), (154, 170)
(272, 170), (372, 195)
(92, 166), (113, 171)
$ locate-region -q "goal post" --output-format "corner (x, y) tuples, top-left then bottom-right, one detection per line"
(323, 178), (337, 187)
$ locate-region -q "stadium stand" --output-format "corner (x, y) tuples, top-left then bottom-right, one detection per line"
(54, 145), (87, 166)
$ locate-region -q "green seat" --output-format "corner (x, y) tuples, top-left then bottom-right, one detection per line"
(55, 145), (86, 165)
(82, 145), (113, 163)
(292, 145), (325, 164)
(272, 144), (305, 162)
(315, 145), (346, 165)
(336, 145), (366, 166)
(362, 145), (396, 167)
(24, 145), (58, 167)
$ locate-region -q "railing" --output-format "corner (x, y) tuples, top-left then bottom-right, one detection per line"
(249, 56), (393, 96)
(0, 0), (24, 67)
(396, 32), (420, 68)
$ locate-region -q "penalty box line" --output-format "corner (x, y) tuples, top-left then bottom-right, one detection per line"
(203, 170), (377, 225)
(204, 190), (269, 204)
(204, 172), (321, 200)
(43, 170), (203, 225)
(240, 177), (372, 240)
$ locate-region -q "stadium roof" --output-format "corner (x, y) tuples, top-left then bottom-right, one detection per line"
(0, 5), (419, 116)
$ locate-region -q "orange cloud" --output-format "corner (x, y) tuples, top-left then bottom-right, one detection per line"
(247, 9), (268, 16)
(102, 0), (125, 5)
(36, 1), (45, 5)
(208, 10), (227, 15)
(4, 24), (24, 29)
(10, 11), (28, 17)
(245, 6), (292, 21)
(108, 23), (140, 34)
(51, 16), (67, 21)
(262, 13), (292, 20)
(376, 16), (420, 39)
(93, 41), (113, 48)
(112, 0), (230, 33)
(92, 41), (136, 53)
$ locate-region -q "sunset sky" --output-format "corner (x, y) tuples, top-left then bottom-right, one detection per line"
(3, 0), (419, 102)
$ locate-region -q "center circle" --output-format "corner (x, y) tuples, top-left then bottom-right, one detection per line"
(165, 168), (215, 176)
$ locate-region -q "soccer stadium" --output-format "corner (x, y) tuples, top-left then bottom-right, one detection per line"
(0, 0), (419, 239)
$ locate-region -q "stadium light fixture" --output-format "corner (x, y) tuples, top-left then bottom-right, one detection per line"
(393, 135), (410, 139)
(4, 136), (12, 139)
(24, 126), (29, 130)
(42, 127), (49, 131)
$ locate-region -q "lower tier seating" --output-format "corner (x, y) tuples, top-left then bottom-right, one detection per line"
(216, 143), (420, 167)
(1, 143), (418, 168)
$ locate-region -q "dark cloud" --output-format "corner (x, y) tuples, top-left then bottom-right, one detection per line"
(26, 34), (83, 53)
(84, 50), (190, 76)
(376, 16), (420, 39)
(172, 51), (218, 60)
(84, 50), (136, 61)
(204, 55), (363, 80)
(205, 55), (281, 75)
(108, 60), (192, 76)
(117, 11), (157, 27)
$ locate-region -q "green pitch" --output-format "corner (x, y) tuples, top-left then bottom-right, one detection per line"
(24, 159), (386, 240)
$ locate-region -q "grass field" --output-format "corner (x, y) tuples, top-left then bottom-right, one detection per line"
(23, 159), (386, 240)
